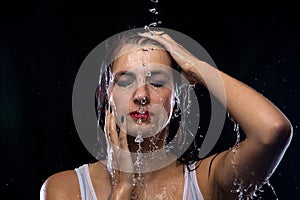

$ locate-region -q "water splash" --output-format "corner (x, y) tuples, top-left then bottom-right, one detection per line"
(144, 0), (162, 33)
(172, 82), (195, 154)
(133, 133), (144, 187)
(228, 111), (259, 199)
(227, 112), (278, 199)
(266, 181), (279, 200)
(144, 21), (162, 34)
(140, 97), (148, 105)
(105, 119), (118, 186)
(145, 70), (151, 77)
(149, 8), (158, 15)
(227, 112), (240, 148)
(138, 106), (146, 114)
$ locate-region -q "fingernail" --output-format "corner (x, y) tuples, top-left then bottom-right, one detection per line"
(121, 115), (124, 123)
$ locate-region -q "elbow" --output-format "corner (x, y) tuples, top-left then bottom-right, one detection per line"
(263, 119), (293, 148)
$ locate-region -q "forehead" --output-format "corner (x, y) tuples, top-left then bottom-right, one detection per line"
(111, 45), (172, 73)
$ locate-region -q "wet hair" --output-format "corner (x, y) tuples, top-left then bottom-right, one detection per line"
(95, 29), (203, 167)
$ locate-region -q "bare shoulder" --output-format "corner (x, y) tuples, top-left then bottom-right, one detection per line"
(40, 169), (81, 200)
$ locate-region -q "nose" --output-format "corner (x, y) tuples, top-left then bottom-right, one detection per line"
(133, 84), (150, 106)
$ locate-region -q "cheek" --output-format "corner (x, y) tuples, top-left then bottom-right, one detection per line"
(111, 88), (131, 113)
(154, 89), (174, 112)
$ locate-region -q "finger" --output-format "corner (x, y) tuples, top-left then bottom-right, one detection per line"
(138, 32), (171, 49)
(104, 109), (119, 180)
(156, 32), (177, 43)
(109, 106), (119, 147)
(108, 107), (122, 181)
(151, 30), (166, 36)
(139, 30), (165, 36)
(119, 116), (129, 152)
(139, 31), (177, 48)
(139, 31), (190, 60)
(139, 31), (202, 83)
(118, 116), (134, 176)
(104, 109), (110, 138)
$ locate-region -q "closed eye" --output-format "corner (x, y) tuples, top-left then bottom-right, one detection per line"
(149, 80), (167, 87)
(114, 73), (135, 87)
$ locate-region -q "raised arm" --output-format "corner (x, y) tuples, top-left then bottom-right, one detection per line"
(203, 67), (292, 198)
(139, 31), (293, 199)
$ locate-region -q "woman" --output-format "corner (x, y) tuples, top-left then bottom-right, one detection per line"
(40, 29), (293, 200)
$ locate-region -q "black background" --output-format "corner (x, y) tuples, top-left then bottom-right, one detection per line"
(1, 0), (299, 199)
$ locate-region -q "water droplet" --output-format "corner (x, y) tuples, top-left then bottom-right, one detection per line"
(233, 123), (240, 132)
(137, 118), (142, 124)
(139, 78), (145, 84)
(141, 97), (147, 105)
(145, 71), (151, 77)
(148, 22), (158, 27)
(144, 25), (151, 33)
(135, 134), (144, 143)
(138, 107), (146, 114)
(149, 8), (158, 14)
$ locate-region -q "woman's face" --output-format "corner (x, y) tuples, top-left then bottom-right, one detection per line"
(109, 45), (175, 138)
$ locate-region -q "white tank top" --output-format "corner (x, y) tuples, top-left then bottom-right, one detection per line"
(75, 163), (204, 200)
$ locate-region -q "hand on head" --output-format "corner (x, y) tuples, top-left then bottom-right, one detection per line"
(138, 31), (205, 85)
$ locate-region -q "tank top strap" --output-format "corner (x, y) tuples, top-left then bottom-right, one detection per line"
(182, 161), (204, 200)
(75, 164), (98, 200)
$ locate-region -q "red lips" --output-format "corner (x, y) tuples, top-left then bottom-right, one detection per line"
(130, 111), (150, 120)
